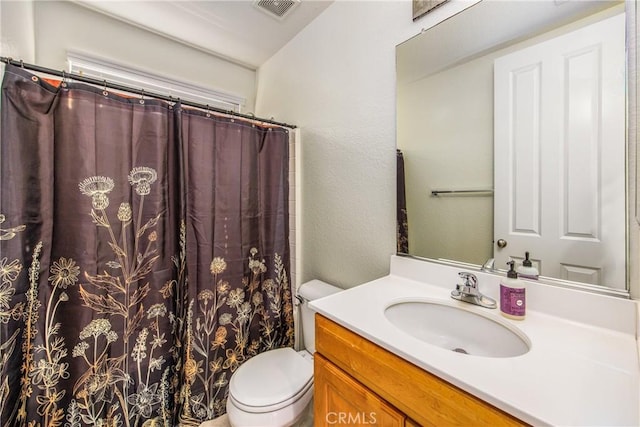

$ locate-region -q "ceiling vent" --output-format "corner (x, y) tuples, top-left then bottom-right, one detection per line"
(253, 0), (301, 20)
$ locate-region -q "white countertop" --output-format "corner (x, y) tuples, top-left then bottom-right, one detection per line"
(310, 256), (640, 426)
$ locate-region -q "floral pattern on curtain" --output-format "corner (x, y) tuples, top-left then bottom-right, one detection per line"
(0, 64), (293, 427)
(176, 108), (294, 422)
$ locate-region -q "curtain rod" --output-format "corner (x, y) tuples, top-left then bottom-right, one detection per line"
(0, 57), (296, 129)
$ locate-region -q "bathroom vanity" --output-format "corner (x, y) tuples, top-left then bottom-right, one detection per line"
(310, 256), (640, 426)
(314, 315), (525, 426)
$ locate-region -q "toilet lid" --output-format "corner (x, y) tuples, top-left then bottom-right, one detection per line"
(229, 347), (313, 412)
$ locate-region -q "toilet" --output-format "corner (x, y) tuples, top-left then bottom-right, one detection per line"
(226, 279), (341, 427)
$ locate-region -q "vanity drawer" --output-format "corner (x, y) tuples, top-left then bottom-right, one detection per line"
(315, 314), (527, 427)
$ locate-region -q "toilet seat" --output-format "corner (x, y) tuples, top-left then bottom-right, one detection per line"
(228, 347), (313, 414)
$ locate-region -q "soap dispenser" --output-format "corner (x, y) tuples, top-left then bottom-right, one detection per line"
(517, 251), (539, 280)
(500, 261), (526, 320)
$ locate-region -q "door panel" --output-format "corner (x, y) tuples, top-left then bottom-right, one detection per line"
(494, 13), (625, 288)
(511, 63), (542, 236)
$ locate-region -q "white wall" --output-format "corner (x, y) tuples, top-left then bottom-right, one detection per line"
(28, 1), (256, 112)
(255, 0), (474, 288)
(398, 55), (494, 265)
(0, 0), (35, 62)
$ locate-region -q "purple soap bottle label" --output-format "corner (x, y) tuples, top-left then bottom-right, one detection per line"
(500, 285), (525, 316)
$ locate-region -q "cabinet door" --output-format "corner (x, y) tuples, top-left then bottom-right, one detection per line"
(314, 354), (406, 427)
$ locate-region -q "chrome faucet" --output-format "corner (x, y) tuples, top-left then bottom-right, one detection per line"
(451, 272), (497, 309)
(481, 257), (495, 272)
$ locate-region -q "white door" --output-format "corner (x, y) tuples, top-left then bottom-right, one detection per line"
(494, 13), (625, 289)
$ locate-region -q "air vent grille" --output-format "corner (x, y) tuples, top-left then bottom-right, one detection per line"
(253, 0), (300, 20)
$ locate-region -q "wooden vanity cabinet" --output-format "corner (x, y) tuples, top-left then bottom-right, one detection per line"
(314, 314), (528, 427)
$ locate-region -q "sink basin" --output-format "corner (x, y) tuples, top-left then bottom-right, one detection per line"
(384, 299), (530, 358)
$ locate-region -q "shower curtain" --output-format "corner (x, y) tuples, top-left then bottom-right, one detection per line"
(396, 149), (409, 253)
(0, 64), (293, 426)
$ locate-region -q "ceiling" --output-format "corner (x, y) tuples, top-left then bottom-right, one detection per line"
(397, 0), (620, 84)
(74, 0), (333, 70)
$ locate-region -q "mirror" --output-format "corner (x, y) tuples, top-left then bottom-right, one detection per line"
(396, 0), (631, 294)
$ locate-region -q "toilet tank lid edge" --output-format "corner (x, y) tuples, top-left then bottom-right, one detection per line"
(297, 279), (341, 301)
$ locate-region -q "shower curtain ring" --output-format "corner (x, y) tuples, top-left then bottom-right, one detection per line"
(102, 80), (108, 96)
(61, 70), (67, 87)
(206, 104), (211, 118)
(140, 89), (145, 105)
(19, 59), (24, 68)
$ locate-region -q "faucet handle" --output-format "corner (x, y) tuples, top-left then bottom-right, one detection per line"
(452, 271), (497, 309)
(458, 272), (478, 288)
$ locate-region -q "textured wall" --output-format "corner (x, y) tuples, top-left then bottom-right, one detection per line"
(0, 1), (36, 61)
(255, 1), (473, 288)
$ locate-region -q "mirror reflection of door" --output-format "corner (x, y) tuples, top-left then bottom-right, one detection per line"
(396, 0), (629, 292)
(493, 13), (625, 287)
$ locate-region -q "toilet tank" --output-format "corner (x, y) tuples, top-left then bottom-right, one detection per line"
(298, 280), (341, 354)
